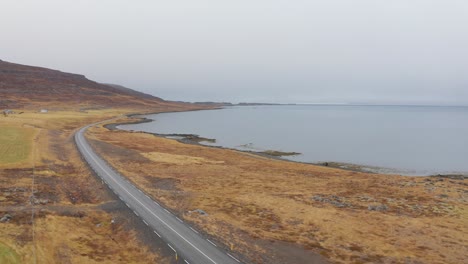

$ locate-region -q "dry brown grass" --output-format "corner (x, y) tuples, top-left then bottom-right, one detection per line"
(88, 119), (468, 264)
(0, 209), (161, 263)
(0, 106), (204, 263)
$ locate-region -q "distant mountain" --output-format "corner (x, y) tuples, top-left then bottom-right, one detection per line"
(0, 60), (168, 109)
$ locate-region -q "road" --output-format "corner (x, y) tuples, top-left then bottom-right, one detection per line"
(75, 123), (241, 264)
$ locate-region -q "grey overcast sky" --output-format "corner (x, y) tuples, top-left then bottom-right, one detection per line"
(1, 0), (467, 104)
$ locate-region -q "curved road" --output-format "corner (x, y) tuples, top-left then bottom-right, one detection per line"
(75, 123), (241, 264)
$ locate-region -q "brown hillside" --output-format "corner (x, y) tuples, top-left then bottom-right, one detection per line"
(0, 60), (166, 110)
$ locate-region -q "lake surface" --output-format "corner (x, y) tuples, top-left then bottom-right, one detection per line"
(119, 105), (468, 176)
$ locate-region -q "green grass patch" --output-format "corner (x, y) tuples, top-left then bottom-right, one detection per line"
(0, 126), (34, 164)
(0, 243), (21, 264)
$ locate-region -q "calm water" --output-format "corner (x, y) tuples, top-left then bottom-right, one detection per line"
(119, 105), (468, 176)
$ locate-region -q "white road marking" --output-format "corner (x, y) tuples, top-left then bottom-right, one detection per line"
(164, 208), (170, 214)
(168, 244), (176, 253)
(133, 211), (139, 217)
(207, 239), (217, 247)
(76, 132), (219, 264)
(176, 217), (183, 222)
(125, 203), (130, 207)
(227, 253), (240, 263)
(184, 260), (190, 264)
(190, 227), (199, 234)
(154, 202), (159, 206)
(154, 230), (161, 237)
(143, 220), (149, 226)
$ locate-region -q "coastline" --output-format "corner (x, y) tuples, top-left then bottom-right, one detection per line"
(103, 111), (467, 178)
(88, 110), (468, 264)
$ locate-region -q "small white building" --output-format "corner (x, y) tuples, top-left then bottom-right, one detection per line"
(40, 109), (48, 113)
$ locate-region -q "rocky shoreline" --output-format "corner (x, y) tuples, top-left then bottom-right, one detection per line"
(103, 114), (306, 160)
(105, 113), (468, 178)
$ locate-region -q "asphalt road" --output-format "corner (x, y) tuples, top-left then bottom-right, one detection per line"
(75, 123), (241, 264)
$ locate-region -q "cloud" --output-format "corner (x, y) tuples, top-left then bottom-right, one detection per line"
(1, 0), (467, 104)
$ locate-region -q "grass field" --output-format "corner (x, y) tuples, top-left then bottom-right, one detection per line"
(0, 243), (20, 264)
(0, 112), (164, 263)
(0, 106), (203, 263)
(0, 126), (35, 165)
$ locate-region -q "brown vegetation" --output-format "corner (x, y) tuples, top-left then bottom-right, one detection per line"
(0, 110), (174, 263)
(87, 118), (468, 264)
(0, 58), (210, 262)
(1, 60), (466, 263)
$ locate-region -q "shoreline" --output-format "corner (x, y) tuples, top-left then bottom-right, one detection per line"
(104, 111), (467, 179)
(89, 109), (468, 264)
